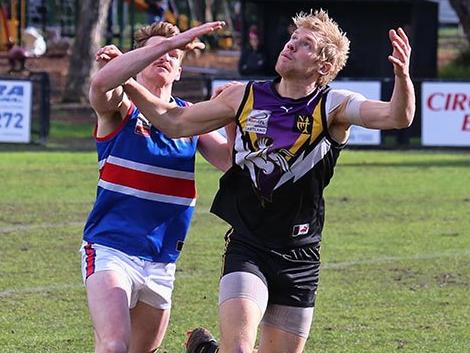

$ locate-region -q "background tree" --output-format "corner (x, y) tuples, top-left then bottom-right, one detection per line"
(449, 0), (470, 44)
(62, 0), (112, 103)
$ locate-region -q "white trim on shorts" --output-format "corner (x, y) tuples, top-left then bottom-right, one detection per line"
(80, 242), (176, 310)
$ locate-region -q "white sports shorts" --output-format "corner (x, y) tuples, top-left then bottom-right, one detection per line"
(80, 242), (176, 310)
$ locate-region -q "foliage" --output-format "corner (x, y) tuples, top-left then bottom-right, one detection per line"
(440, 47), (470, 79)
(449, 0), (470, 44)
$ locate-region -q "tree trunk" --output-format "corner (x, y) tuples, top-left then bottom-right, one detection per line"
(205, 0), (213, 22)
(62, 0), (112, 103)
(222, 0), (234, 33)
(449, 0), (470, 44)
(193, 0), (205, 23)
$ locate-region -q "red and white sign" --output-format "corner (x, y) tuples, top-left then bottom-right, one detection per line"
(422, 82), (470, 146)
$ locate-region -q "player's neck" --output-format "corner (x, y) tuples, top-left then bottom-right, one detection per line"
(277, 77), (318, 100)
(138, 75), (173, 102)
(148, 84), (173, 103)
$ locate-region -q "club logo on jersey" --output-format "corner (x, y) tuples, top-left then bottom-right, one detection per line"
(135, 114), (151, 137)
(176, 240), (184, 252)
(294, 114), (313, 134)
(245, 110), (271, 134)
(292, 223), (310, 237)
(280, 105), (293, 113)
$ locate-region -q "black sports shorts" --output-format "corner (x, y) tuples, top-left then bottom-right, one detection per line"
(221, 231), (321, 307)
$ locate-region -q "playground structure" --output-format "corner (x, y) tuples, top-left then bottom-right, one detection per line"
(1, 0), (235, 54)
(0, 0), (26, 50)
(0, 1), (134, 52)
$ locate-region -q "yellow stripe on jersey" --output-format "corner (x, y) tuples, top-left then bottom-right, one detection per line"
(238, 85), (258, 148)
(310, 98), (324, 144)
(287, 127), (310, 161)
(286, 96), (325, 160)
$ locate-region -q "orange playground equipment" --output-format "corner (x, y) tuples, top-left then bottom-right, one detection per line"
(123, 0), (177, 24)
(0, 0), (26, 51)
(124, 0), (149, 11)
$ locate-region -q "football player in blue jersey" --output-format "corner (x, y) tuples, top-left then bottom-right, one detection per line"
(82, 21), (231, 353)
(96, 11), (415, 353)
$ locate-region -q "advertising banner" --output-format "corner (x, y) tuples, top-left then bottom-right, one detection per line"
(422, 82), (470, 146)
(0, 79), (33, 143)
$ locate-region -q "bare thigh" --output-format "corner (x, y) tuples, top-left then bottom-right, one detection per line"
(258, 324), (307, 353)
(86, 270), (131, 353)
(129, 301), (170, 353)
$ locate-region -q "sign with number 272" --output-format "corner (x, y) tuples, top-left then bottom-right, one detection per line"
(0, 79), (32, 143)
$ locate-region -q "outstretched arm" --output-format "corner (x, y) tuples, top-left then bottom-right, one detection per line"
(197, 83), (243, 172)
(123, 80), (244, 137)
(89, 45), (131, 116)
(89, 45), (133, 137)
(91, 21), (225, 92)
(334, 28), (415, 130)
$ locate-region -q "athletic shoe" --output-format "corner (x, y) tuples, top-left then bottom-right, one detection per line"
(185, 327), (218, 353)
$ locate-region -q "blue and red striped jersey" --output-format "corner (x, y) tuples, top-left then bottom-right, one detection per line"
(83, 98), (198, 262)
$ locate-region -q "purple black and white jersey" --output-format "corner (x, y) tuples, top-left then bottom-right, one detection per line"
(211, 79), (345, 249)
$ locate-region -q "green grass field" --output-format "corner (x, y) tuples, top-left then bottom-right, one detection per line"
(0, 146), (469, 353)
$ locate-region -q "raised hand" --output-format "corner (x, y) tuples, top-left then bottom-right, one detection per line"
(388, 28), (411, 78)
(95, 45), (123, 69)
(168, 21), (225, 52)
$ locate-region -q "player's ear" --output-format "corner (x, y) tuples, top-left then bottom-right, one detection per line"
(318, 62), (332, 76)
(175, 66), (182, 81)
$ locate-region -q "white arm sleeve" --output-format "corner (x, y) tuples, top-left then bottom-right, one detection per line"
(325, 89), (367, 124)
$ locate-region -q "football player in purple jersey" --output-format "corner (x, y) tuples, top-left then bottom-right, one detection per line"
(96, 11), (415, 353)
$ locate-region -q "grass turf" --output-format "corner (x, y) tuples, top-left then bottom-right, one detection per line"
(0, 149), (469, 352)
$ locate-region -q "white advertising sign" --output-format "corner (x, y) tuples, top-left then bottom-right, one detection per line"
(422, 82), (470, 146)
(0, 79), (32, 143)
(212, 79), (249, 94)
(329, 81), (381, 145)
(212, 79), (381, 145)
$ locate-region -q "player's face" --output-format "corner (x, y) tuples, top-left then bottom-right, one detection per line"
(275, 27), (324, 80)
(141, 35), (183, 86)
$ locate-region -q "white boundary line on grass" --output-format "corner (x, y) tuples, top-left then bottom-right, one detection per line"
(0, 284), (80, 298)
(0, 209), (215, 234)
(1, 251), (469, 298)
(0, 222), (84, 234)
(322, 250), (470, 269)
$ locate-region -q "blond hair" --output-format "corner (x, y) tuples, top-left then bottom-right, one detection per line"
(134, 21), (180, 48)
(293, 9), (350, 86)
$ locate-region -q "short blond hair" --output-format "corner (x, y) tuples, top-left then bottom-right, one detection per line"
(134, 21), (180, 48)
(293, 9), (350, 86)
